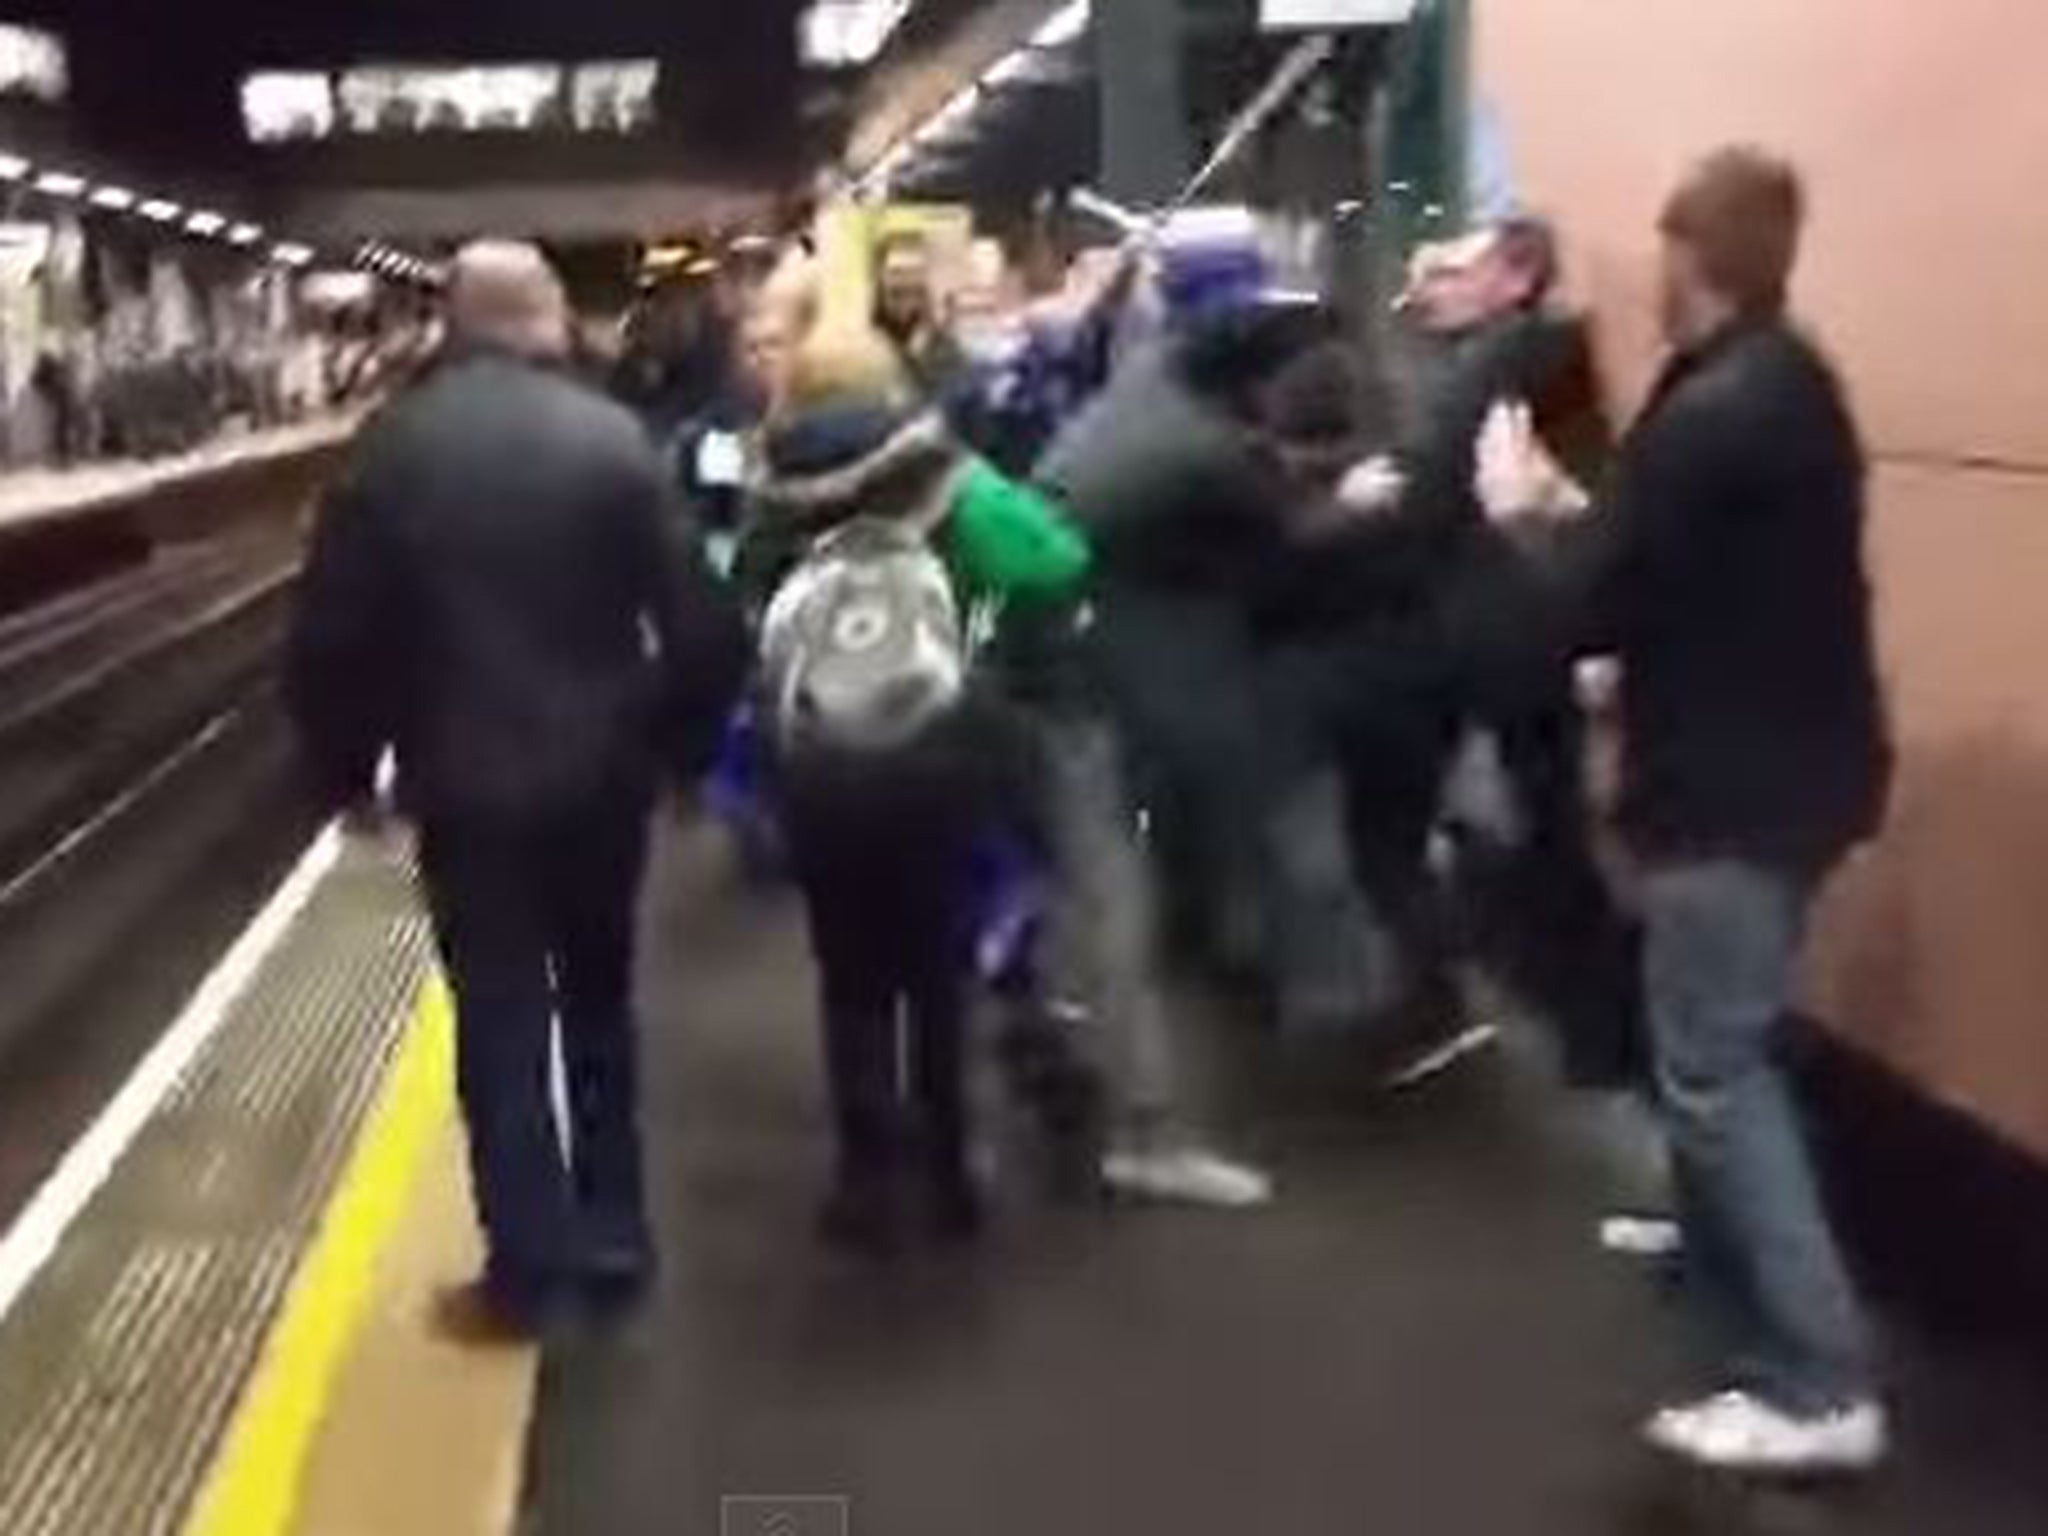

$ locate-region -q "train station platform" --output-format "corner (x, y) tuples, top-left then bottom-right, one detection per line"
(0, 417), (358, 537)
(0, 816), (2042, 1536)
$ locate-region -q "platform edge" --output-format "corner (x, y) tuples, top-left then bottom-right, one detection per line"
(182, 972), (455, 1536)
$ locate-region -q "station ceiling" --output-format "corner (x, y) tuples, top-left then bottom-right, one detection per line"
(18, 0), (974, 166)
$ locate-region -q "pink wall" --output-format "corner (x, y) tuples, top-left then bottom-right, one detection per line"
(1475, 0), (2048, 1156)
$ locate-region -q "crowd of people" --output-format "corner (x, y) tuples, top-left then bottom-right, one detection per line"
(288, 141), (1893, 1480)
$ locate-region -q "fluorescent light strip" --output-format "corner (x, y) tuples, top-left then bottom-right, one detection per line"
(185, 210), (227, 236)
(1032, 0), (1090, 49)
(272, 243), (314, 267)
(139, 198), (182, 222)
(228, 223), (262, 245)
(90, 185), (136, 211)
(918, 83), (981, 142)
(984, 50), (1035, 87)
(0, 154), (27, 180)
(33, 170), (86, 198)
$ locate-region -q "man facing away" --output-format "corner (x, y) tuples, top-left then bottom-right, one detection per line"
(1480, 147), (1891, 1475)
(290, 241), (747, 1339)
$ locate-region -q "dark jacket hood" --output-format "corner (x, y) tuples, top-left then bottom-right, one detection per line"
(753, 401), (966, 536)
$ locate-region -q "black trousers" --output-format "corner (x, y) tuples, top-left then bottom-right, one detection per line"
(1332, 680), (1465, 1034)
(1462, 693), (1644, 1089)
(419, 788), (654, 1305)
(786, 762), (977, 1200)
(1327, 655), (1641, 1083)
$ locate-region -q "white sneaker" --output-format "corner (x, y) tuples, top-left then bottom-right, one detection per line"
(1598, 1214), (1684, 1260)
(1101, 1146), (1274, 1209)
(1643, 1390), (1888, 1476)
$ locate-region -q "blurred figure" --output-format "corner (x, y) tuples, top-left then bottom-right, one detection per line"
(1251, 341), (1453, 1043)
(1039, 226), (1325, 983)
(614, 274), (735, 443)
(873, 230), (968, 404)
(955, 244), (1140, 477)
(1481, 147), (1891, 1475)
(738, 302), (800, 415)
(743, 328), (1089, 1253)
(291, 241), (747, 1339)
(746, 247), (821, 416)
(1349, 216), (1636, 1091)
(1027, 227), (1320, 1206)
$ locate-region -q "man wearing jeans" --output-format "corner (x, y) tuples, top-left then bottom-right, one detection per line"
(1480, 147), (1892, 1474)
(293, 243), (745, 1337)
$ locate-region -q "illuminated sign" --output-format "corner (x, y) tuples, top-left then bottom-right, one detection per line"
(240, 61), (660, 140)
(242, 73), (334, 143)
(0, 27), (66, 103)
(1261, 0), (1417, 26)
(800, 1), (912, 69)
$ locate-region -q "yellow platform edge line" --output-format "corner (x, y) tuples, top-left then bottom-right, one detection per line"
(183, 973), (456, 1536)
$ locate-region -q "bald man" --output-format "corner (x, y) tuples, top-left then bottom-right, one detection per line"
(292, 241), (746, 1339)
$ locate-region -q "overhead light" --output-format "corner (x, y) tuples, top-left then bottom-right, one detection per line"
(984, 50), (1035, 87)
(1032, 0), (1090, 49)
(139, 198), (183, 222)
(227, 222), (263, 245)
(919, 84), (981, 141)
(273, 242), (315, 267)
(32, 170), (86, 198)
(800, 0), (913, 69)
(0, 154), (29, 180)
(89, 185), (136, 211)
(185, 209), (227, 236)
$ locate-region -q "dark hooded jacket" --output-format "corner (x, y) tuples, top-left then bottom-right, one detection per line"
(738, 399), (1089, 616)
(737, 396), (1091, 822)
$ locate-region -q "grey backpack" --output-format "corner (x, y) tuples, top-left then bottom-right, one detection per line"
(760, 517), (968, 757)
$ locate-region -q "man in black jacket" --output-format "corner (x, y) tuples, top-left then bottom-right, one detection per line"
(1354, 219), (1639, 1091)
(291, 241), (745, 1337)
(1482, 148), (1890, 1475)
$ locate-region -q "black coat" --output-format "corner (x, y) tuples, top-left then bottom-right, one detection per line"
(1565, 319), (1890, 867)
(290, 349), (747, 824)
(1395, 308), (1615, 714)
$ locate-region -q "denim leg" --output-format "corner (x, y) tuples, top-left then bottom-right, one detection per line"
(1037, 716), (1177, 1134)
(420, 821), (577, 1306)
(546, 798), (655, 1268)
(1642, 860), (1874, 1411)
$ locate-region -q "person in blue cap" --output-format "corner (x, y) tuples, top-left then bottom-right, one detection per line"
(1020, 213), (1316, 1206)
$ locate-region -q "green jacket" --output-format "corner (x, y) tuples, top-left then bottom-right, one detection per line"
(946, 456), (1091, 608)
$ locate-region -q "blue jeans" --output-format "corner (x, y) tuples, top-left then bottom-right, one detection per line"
(421, 794), (655, 1307)
(1641, 860), (1874, 1412)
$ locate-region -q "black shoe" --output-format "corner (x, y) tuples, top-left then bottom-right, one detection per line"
(925, 1178), (985, 1244)
(1034, 1065), (1108, 1203)
(432, 1278), (556, 1346)
(582, 1247), (656, 1316)
(817, 1183), (901, 1257)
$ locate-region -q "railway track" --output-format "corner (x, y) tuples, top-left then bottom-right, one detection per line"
(0, 533), (317, 1070)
